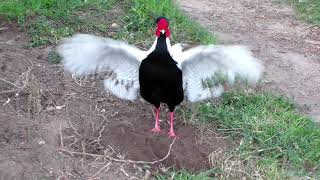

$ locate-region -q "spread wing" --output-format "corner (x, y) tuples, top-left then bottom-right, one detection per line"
(57, 34), (148, 100)
(179, 45), (264, 102)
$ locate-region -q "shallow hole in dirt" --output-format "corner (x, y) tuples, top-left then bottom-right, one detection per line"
(62, 100), (230, 173)
(101, 121), (229, 172)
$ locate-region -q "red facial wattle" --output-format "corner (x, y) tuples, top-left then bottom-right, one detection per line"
(155, 18), (171, 37)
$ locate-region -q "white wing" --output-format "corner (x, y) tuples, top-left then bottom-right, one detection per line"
(57, 34), (149, 100)
(179, 45), (264, 102)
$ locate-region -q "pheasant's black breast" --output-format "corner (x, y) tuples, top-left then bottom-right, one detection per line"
(139, 34), (183, 111)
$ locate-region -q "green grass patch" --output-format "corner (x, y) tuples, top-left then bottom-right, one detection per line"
(0, 0), (114, 47)
(118, 0), (215, 48)
(287, 0), (320, 24)
(0, 0), (112, 22)
(161, 91), (320, 179)
(156, 169), (215, 180)
(192, 91), (320, 178)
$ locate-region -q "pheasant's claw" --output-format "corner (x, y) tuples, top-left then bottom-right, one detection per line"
(167, 130), (176, 138)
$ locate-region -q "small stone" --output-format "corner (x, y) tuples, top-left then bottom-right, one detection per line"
(111, 23), (118, 28)
(38, 140), (46, 145)
(55, 105), (64, 110)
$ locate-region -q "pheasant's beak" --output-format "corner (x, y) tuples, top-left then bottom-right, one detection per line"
(160, 29), (166, 34)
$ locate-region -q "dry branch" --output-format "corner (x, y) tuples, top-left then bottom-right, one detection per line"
(59, 137), (176, 165)
(88, 162), (112, 179)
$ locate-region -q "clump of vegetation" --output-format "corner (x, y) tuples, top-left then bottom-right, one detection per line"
(0, 0), (114, 47)
(47, 51), (62, 64)
(287, 0), (320, 24)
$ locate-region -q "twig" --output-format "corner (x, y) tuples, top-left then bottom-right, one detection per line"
(120, 164), (129, 177)
(88, 125), (105, 149)
(81, 140), (86, 167)
(3, 98), (10, 106)
(108, 144), (122, 158)
(88, 162), (112, 179)
(60, 137), (176, 165)
(4, 102), (24, 117)
(59, 123), (64, 147)
(0, 89), (19, 94)
(97, 115), (107, 129)
(0, 68), (32, 95)
(302, 24), (316, 30)
(66, 110), (80, 136)
(68, 137), (81, 148)
(0, 78), (16, 86)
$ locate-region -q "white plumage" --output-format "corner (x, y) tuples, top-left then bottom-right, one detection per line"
(170, 44), (264, 102)
(58, 34), (155, 100)
(58, 33), (263, 102)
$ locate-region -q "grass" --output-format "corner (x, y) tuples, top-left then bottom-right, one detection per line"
(0, 0), (114, 47)
(287, 0), (320, 24)
(156, 169), (215, 180)
(175, 91), (320, 179)
(157, 91), (320, 179)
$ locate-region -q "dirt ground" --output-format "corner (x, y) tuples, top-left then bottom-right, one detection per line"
(1, 0), (320, 179)
(177, 0), (320, 122)
(0, 23), (228, 179)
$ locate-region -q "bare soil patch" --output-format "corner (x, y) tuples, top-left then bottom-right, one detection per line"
(177, 0), (320, 122)
(0, 22), (229, 179)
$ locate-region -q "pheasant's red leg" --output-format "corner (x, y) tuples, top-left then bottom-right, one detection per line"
(150, 108), (161, 133)
(168, 112), (176, 137)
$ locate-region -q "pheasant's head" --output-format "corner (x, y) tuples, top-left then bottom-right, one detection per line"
(155, 17), (170, 38)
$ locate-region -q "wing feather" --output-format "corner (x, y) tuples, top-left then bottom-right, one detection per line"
(57, 34), (146, 100)
(180, 45), (264, 102)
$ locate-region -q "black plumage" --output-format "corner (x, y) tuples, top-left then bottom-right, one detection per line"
(139, 33), (184, 112)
